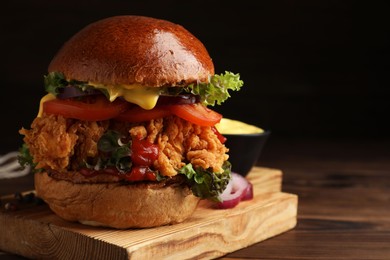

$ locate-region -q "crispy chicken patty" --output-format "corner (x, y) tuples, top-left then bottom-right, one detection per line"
(20, 114), (229, 177)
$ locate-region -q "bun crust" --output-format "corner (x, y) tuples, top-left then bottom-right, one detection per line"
(48, 15), (214, 87)
(35, 172), (200, 228)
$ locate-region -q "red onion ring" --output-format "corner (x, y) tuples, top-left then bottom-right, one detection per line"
(57, 86), (101, 99)
(156, 94), (200, 105)
(216, 172), (254, 209)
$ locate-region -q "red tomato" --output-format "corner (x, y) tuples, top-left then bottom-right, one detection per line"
(211, 126), (227, 144)
(116, 103), (222, 126)
(115, 105), (172, 122)
(43, 96), (128, 121)
(168, 103), (222, 126)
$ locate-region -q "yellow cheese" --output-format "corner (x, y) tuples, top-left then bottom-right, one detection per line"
(215, 118), (264, 134)
(37, 93), (56, 117)
(106, 86), (160, 110)
(88, 82), (160, 110)
(37, 83), (160, 118)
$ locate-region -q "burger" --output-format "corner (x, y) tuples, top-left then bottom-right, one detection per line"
(18, 15), (243, 228)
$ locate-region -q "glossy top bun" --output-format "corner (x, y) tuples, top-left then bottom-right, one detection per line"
(48, 15), (214, 87)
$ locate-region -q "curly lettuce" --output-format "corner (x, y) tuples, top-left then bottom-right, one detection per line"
(44, 71), (69, 95)
(18, 144), (42, 173)
(179, 161), (231, 202)
(84, 130), (132, 173)
(185, 71), (244, 106)
(44, 71), (107, 97)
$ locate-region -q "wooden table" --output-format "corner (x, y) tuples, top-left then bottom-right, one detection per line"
(1, 137), (390, 259)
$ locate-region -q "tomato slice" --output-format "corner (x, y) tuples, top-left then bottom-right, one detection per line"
(43, 96), (129, 121)
(116, 103), (222, 126)
(43, 95), (221, 126)
(211, 126), (227, 144)
(115, 105), (172, 122)
(168, 103), (222, 126)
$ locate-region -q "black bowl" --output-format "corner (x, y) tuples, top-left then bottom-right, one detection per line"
(224, 131), (270, 177)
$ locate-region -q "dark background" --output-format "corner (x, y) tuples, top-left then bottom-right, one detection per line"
(1, 0), (389, 154)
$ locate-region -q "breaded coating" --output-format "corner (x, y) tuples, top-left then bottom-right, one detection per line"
(134, 117), (228, 176)
(69, 120), (109, 168)
(20, 114), (108, 172)
(20, 115), (78, 171)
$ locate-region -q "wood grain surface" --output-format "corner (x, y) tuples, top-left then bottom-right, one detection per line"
(224, 138), (390, 260)
(0, 167), (297, 260)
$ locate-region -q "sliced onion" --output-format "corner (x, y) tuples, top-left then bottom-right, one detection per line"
(221, 176), (233, 196)
(57, 86), (101, 99)
(157, 94), (200, 106)
(242, 182), (254, 201)
(216, 172), (254, 209)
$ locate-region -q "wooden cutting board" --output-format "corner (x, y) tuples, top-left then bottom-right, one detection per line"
(0, 167), (298, 259)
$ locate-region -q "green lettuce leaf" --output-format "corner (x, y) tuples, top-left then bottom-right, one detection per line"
(185, 71), (244, 106)
(44, 71), (68, 95)
(85, 130), (132, 172)
(179, 161), (231, 201)
(44, 71), (108, 98)
(18, 144), (41, 173)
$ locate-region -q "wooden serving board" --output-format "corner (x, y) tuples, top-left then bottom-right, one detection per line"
(0, 167), (298, 259)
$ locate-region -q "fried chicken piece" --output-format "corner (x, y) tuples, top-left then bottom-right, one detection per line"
(69, 120), (109, 168)
(186, 127), (229, 173)
(21, 114), (228, 178)
(20, 114), (108, 172)
(133, 117), (228, 177)
(20, 114), (78, 171)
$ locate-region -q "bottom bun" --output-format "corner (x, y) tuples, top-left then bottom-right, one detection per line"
(35, 172), (200, 228)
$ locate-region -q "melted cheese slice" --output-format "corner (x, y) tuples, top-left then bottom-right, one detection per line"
(89, 82), (160, 110)
(37, 93), (56, 117)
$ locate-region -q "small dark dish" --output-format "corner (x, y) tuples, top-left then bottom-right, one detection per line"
(225, 131), (270, 177)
